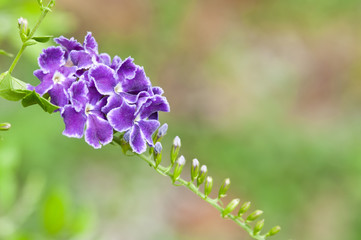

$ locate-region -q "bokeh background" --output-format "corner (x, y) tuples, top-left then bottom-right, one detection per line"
(1, 0), (361, 239)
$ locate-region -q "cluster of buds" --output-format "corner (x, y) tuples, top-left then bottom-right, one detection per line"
(148, 132), (280, 239)
(221, 197), (281, 237)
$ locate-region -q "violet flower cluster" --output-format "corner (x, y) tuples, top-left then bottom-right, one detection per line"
(29, 32), (170, 153)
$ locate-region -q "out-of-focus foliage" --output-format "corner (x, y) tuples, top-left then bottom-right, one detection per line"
(0, 141), (95, 240)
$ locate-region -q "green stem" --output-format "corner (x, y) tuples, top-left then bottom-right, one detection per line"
(8, 1), (53, 74)
(135, 153), (266, 240)
(8, 44), (26, 74)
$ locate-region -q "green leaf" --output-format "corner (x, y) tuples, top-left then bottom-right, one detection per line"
(23, 39), (38, 47)
(0, 72), (28, 101)
(32, 36), (53, 43)
(21, 90), (59, 114)
(0, 49), (13, 58)
(0, 72), (59, 113)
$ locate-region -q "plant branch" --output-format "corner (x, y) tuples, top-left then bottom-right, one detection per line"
(8, 0), (54, 74)
(135, 152), (267, 240)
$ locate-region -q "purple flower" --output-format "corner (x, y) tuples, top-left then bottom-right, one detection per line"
(61, 79), (113, 149)
(32, 46), (76, 107)
(31, 32), (170, 153)
(107, 95), (169, 153)
(55, 33), (111, 72)
(90, 57), (149, 97)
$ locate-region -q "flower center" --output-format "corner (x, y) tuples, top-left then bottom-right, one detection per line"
(64, 59), (74, 67)
(114, 83), (123, 94)
(52, 71), (65, 84)
(85, 103), (93, 116)
(134, 114), (141, 123)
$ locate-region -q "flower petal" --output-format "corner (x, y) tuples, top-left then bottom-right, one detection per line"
(38, 47), (65, 72)
(54, 36), (83, 58)
(99, 53), (111, 66)
(61, 105), (86, 138)
(48, 84), (69, 107)
(102, 94), (123, 114)
(122, 67), (151, 94)
(84, 32), (98, 54)
(152, 86), (164, 95)
(110, 55), (122, 70)
(69, 80), (89, 112)
(137, 119), (160, 146)
(107, 101), (136, 132)
(89, 64), (117, 95)
(70, 50), (93, 69)
(85, 114), (113, 149)
(139, 95), (170, 119)
(117, 57), (137, 79)
(148, 112), (158, 120)
(86, 78), (103, 105)
(129, 124), (146, 154)
(33, 69), (46, 82)
(34, 74), (53, 95)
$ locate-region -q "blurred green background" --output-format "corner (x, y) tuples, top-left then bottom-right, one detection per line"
(1, 0), (361, 239)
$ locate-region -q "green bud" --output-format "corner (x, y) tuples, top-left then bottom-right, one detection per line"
(172, 155), (185, 182)
(238, 201), (251, 216)
(153, 142), (162, 167)
(266, 226), (281, 237)
(191, 158), (200, 182)
(253, 219), (265, 235)
(0, 123), (11, 131)
(170, 136), (181, 165)
(222, 198), (240, 217)
(246, 210), (263, 222)
(196, 165), (207, 187)
(218, 178), (230, 199)
(37, 0), (43, 6)
(204, 176), (213, 197)
(153, 123), (168, 143)
(120, 132), (131, 154)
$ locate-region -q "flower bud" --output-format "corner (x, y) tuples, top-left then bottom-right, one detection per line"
(253, 219), (264, 235)
(196, 165), (207, 187)
(204, 176), (213, 197)
(49, 0), (56, 8)
(153, 142), (162, 167)
(172, 155), (185, 182)
(238, 201), (251, 216)
(153, 123), (168, 143)
(170, 136), (181, 165)
(120, 131), (131, 154)
(266, 226), (281, 236)
(0, 123), (11, 131)
(246, 210), (263, 222)
(18, 17), (29, 42)
(18, 17), (28, 32)
(191, 158), (200, 182)
(222, 198), (240, 217)
(218, 178), (230, 199)
(123, 131), (130, 143)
